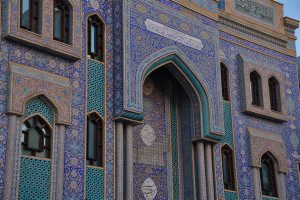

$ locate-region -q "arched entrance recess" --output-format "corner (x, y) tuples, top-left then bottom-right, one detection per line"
(133, 55), (217, 200)
(141, 54), (221, 141)
(116, 54), (220, 200)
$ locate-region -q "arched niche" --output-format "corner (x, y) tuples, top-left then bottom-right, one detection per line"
(121, 50), (224, 141)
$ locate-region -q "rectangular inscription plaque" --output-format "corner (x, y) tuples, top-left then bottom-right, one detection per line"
(235, 0), (274, 24)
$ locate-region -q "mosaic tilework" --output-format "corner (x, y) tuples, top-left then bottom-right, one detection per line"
(18, 157), (51, 200)
(219, 100), (239, 199)
(87, 59), (105, 117)
(121, 0), (224, 136)
(133, 77), (169, 199)
(189, 0), (217, 12)
(221, 101), (233, 146)
(170, 92), (180, 199)
(1, 0), (115, 199)
(8, 62), (72, 125)
(179, 91), (194, 199)
(86, 167), (105, 200)
(237, 54), (288, 122)
(215, 144), (224, 200)
(24, 97), (54, 126)
(0, 0), (298, 199)
(4, 0), (82, 59)
(82, 1), (114, 199)
(144, 54), (221, 140)
(220, 30), (300, 199)
(0, 39), (86, 200)
(225, 190), (238, 200)
(248, 128), (287, 173)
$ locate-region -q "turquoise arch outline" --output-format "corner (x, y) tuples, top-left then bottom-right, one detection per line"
(122, 54), (222, 141)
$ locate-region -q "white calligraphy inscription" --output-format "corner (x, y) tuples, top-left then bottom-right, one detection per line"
(141, 124), (156, 147)
(145, 19), (204, 51)
(141, 178), (157, 200)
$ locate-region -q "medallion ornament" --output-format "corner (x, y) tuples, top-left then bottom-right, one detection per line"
(141, 178), (157, 200)
(141, 124), (156, 147)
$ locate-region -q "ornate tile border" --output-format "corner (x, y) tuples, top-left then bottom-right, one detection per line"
(122, 0), (224, 136)
(8, 62), (72, 125)
(237, 54), (288, 122)
(247, 127), (287, 173)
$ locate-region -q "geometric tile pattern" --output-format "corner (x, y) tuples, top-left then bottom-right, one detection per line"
(225, 190), (238, 200)
(8, 62), (72, 125)
(18, 157), (51, 200)
(0, 0), (298, 199)
(247, 127), (287, 173)
(170, 94), (180, 199)
(220, 30), (300, 199)
(86, 59), (105, 199)
(86, 167), (105, 200)
(221, 101), (233, 146)
(122, 0), (224, 137)
(87, 59), (105, 117)
(24, 97), (54, 126)
(132, 77), (169, 199)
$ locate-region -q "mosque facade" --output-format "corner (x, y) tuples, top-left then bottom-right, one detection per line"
(0, 0), (299, 199)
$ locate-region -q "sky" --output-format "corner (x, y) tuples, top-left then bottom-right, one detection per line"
(276, 0), (300, 57)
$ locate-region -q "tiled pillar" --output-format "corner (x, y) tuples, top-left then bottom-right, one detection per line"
(197, 142), (207, 200)
(125, 124), (134, 200)
(3, 115), (20, 200)
(252, 167), (261, 200)
(54, 125), (66, 200)
(205, 143), (215, 200)
(116, 122), (124, 199)
(278, 172), (287, 199)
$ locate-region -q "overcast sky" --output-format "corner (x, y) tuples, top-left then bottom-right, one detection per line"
(276, 0), (300, 57)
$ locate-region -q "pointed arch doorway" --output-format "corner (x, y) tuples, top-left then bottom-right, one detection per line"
(132, 61), (215, 200)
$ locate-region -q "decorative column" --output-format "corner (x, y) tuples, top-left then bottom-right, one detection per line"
(3, 115), (21, 200)
(197, 142), (207, 200)
(53, 125), (66, 200)
(278, 172), (287, 199)
(125, 124), (134, 200)
(116, 122), (124, 199)
(205, 143), (215, 200)
(252, 167), (261, 200)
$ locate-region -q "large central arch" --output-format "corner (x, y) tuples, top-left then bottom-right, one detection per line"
(131, 60), (217, 199)
(121, 47), (224, 140)
(117, 52), (224, 200)
(140, 53), (222, 141)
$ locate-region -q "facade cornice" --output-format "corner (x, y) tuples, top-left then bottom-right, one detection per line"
(219, 13), (297, 57)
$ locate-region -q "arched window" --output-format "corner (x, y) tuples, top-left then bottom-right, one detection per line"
(250, 71), (263, 107)
(260, 154), (278, 197)
(54, 0), (72, 44)
(21, 115), (51, 158)
(86, 113), (104, 167)
(88, 15), (104, 62)
(221, 145), (235, 190)
(221, 63), (230, 101)
(268, 77), (281, 112)
(20, 0), (42, 34)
